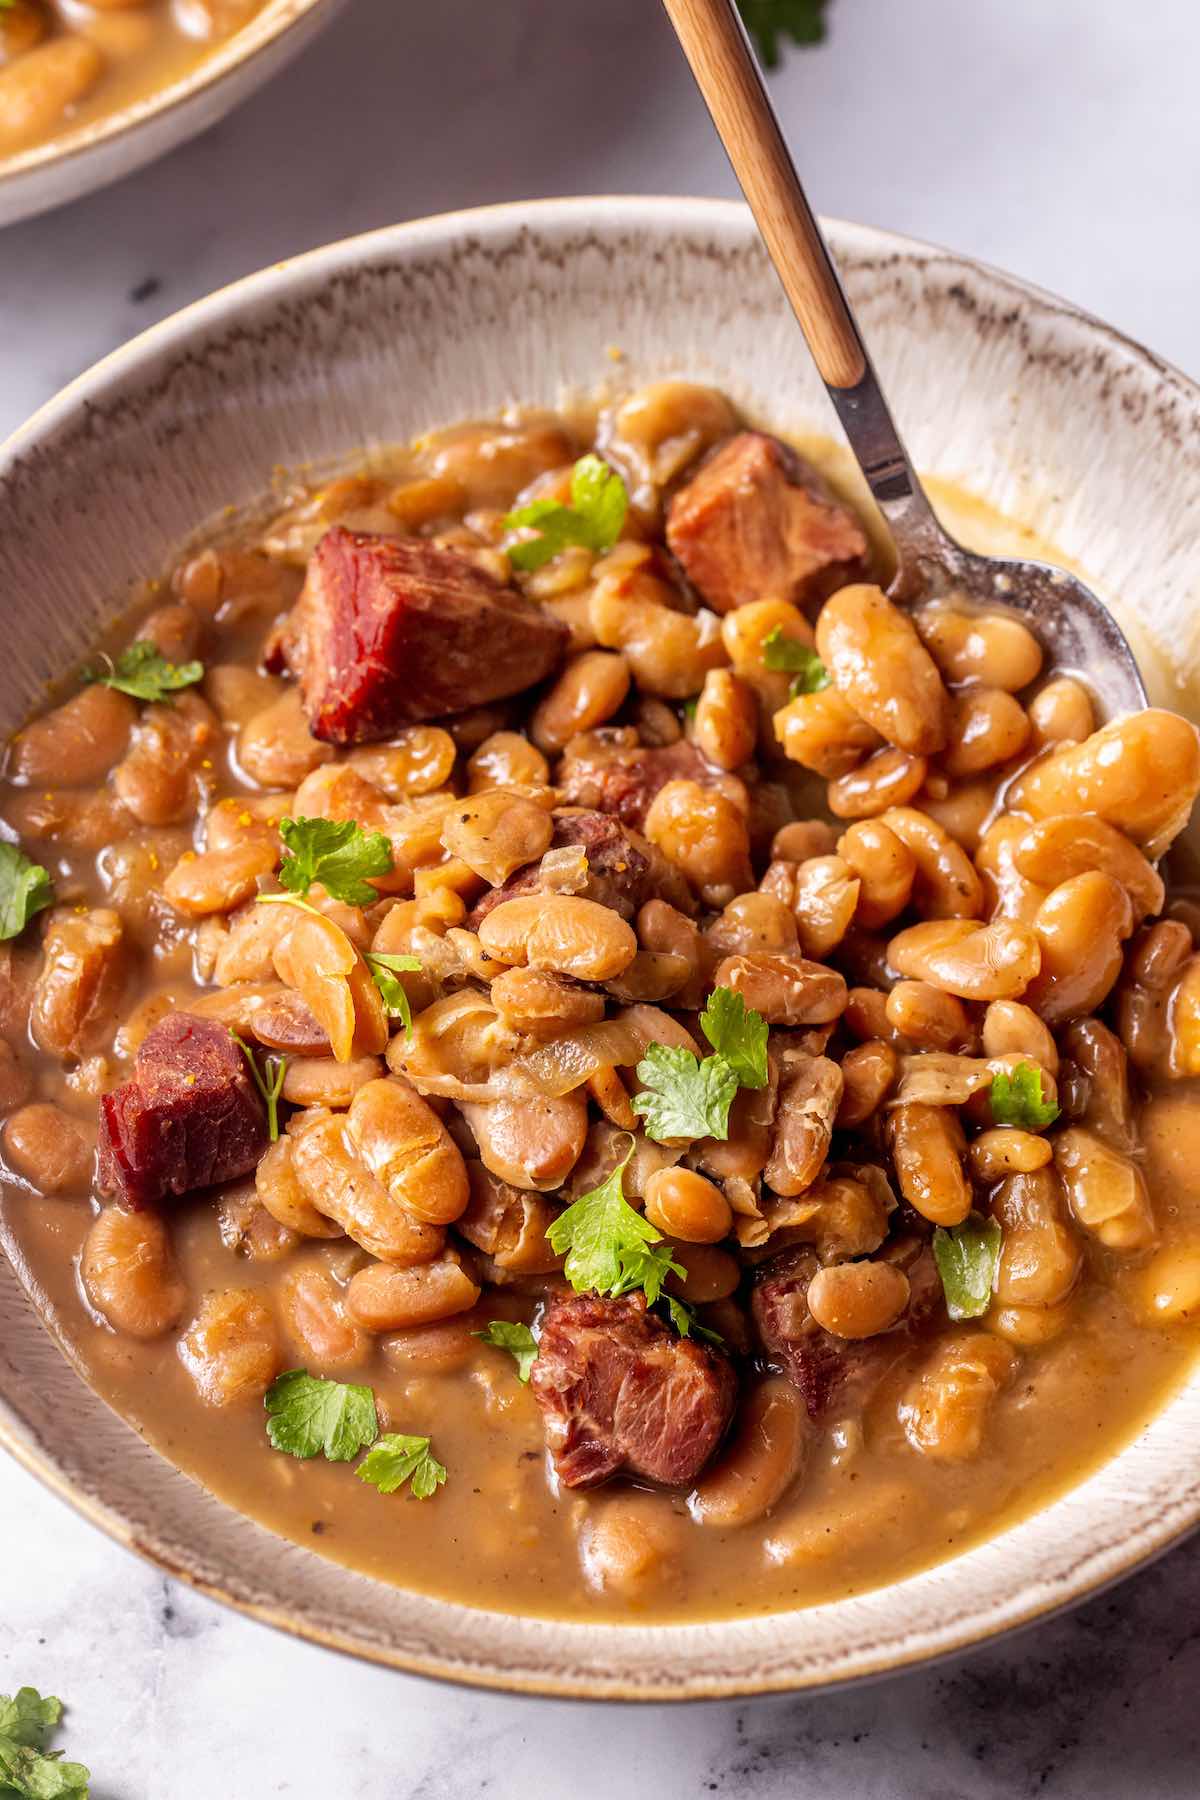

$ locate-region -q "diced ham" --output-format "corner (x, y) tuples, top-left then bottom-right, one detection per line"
(97, 1013), (268, 1210)
(530, 1291), (737, 1489)
(666, 431), (870, 615)
(557, 734), (732, 833)
(468, 808), (654, 927)
(751, 1247), (941, 1419)
(280, 527), (569, 744)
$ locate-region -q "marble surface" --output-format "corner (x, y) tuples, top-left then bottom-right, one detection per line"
(4, 0), (1200, 1793)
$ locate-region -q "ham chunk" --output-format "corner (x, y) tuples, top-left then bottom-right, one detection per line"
(751, 1246), (940, 1418)
(557, 734), (730, 833)
(97, 1013), (268, 1209)
(666, 431), (869, 615)
(531, 1291), (736, 1488)
(468, 808), (653, 927)
(282, 527), (568, 744)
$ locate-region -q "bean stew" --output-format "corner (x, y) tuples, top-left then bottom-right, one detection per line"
(3, 381), (1200, 1621)
(0, 0), (268, 161)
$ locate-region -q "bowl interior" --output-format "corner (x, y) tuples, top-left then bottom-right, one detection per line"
(2, 197), (1200, 1697)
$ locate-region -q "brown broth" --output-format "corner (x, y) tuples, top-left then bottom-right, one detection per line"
(2, 403), (1199, 1624)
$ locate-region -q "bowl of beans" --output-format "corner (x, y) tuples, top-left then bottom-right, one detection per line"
(0, 0), (343, 227)
(2, 196), (1200, 1698)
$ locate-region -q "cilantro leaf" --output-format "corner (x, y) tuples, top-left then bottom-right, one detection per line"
(264, 1368), (378, 1461)
(356, 1432), (446, 1500)
(229, 1032), (286, 1141)
(933, 1215), (1003, 1321)
(0, 844), (54, 943)
(547, 1152), (684, 1300)
(631, 1044), (739, 1143)
(761, 625), (830, 695)
(502, 454), (627, 571)
(988, 1062), (1060, 1130)
(364, 951), (422, 1035)
(81, 639), (203, 704)
(0, 1689), (88, 1799)
(276, 816), (393, 906)
(474, 1320), (538, 1382)
(700, 987), (768, 1089)
(737, 0), (828, 69)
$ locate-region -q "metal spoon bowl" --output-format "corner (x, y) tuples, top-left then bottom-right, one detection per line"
(660, 0), (1147, 719)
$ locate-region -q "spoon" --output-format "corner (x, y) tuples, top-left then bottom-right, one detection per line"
(659, 0), (1147, 718)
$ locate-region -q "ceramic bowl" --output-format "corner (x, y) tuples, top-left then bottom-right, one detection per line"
(2, 197), (1199, 1699)
(0, 0), (343, 228)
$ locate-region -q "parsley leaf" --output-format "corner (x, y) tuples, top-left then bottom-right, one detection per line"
(81, 639), (203, 704)
(933, 1215), (1003, 1321)
(475, 1319), (538, 1382)
(0, 1688), (89, 1799)
(700, 986), (768, 1089)
(0, 844), (54, 943)
(761, 625), (830, 695)
(503, 454), (627, 571)
(631, 1044), (739, 1143)
(229, 1032), (287, 1141)
(662, 1294), (725, 1346)
(276, 816), (393, 906)
(988, 1062), (1060, 1130)
(364, 951), (422, 1035)
(356, 1433), (446, 1500)
(737, 0), (829, 69)
(264, 1368), (378, 1461)
(547, 1151), (684, 1301)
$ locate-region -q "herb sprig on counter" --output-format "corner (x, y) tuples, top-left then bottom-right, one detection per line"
(502, 454), (627, 571)
(632, 986), (767, 1143)
(737, 0), (829, 68)
(0, 843), (54, 943)
(81, 640), (203, 704)
(0, 1687), (90, 1799)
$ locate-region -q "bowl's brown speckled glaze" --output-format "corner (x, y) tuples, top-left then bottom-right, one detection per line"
(2, 198), (1199, 1699)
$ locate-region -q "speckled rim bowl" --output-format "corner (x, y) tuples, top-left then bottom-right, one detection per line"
(2, 196), (1200, 1700)
(0, 0), (344, 229)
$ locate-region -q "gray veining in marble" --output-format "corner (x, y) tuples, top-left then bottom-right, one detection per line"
(4, 0), (1200, 1793)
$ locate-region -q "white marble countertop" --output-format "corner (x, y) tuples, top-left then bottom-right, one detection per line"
(4, 0), (1200, 1793)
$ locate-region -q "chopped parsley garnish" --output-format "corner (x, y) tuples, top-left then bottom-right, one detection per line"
(632, 986), (766, 1142)
(356, 1433), (447, 1500)
(699, 985), (769, 1089)
(547, 1151), (683, 1305)
(502, 454), (627, 571)
(0, 1687), (90, 1799)
(364, 951), (422, 1035)
(761, 625), (830, 695)
(229, 1033), (287, 1141)
(81, 639), (203, 703)
(632, 1044), (739, 1143)
(0, 843), (54, 943)
(264, 1369), (378, 1462)
(662, 1294), (725, 1346)
(988, 1062), (1060, 1130)
(274, 816), (393, 906)
(475, 1319), (539, 1383)
(737, 0), (829, 68)
(933, 1216), (1003, 1321)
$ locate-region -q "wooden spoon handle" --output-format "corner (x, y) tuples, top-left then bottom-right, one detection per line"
(661, 0), (866, 390)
